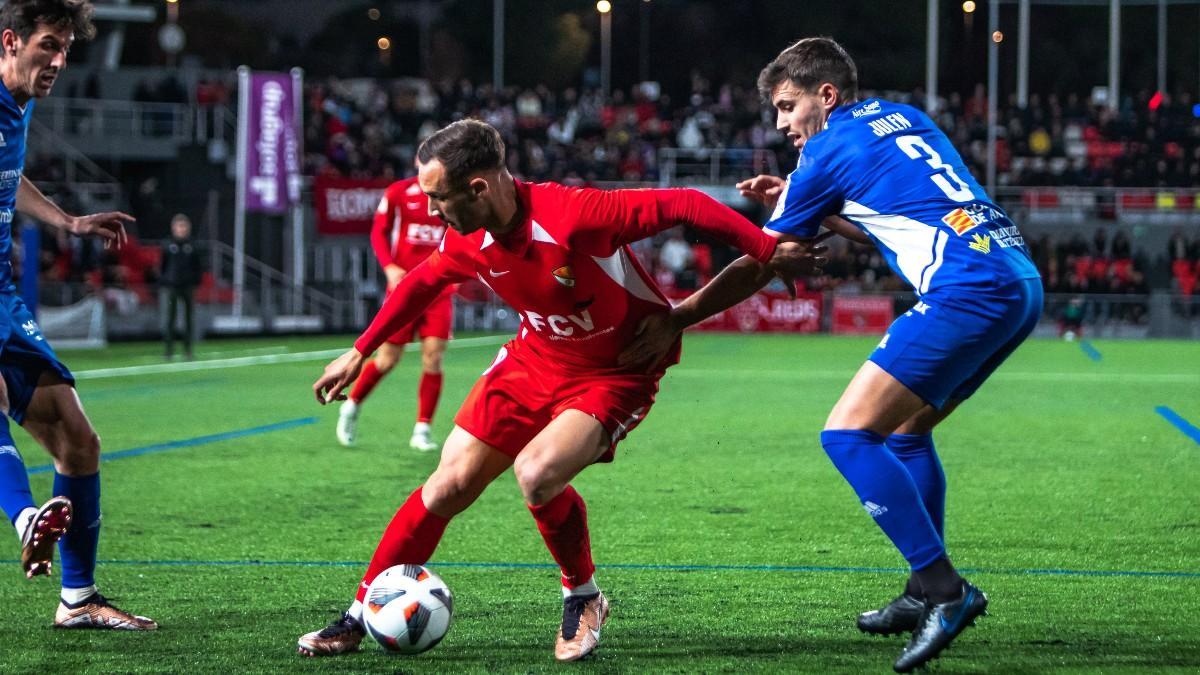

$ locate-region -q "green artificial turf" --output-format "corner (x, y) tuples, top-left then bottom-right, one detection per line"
(0, 333), (1196, 673)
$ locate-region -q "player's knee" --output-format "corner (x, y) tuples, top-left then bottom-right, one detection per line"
(422, 352), (443, 374)
(513, 455), (559, 506)
(375, 354), (399, 372)
(421, 470), (477, 517)
(57, 429), (101, 473)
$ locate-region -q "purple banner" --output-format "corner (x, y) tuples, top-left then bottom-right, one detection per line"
(245, 72), (300, 214)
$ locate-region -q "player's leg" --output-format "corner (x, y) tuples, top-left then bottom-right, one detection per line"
(856, 401), (958, 636)
(164, 288), (178, 358)
(298, 426), (513, 656)
(181, 289), (195, 360)
(337, 338), (406, 447)
(410, 336), (447, 452)
(514, 409), (612, 661)
(0, 376), (72, 580)
(20, 374), (156, 630)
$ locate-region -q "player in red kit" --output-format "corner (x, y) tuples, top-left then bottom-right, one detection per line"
(299, 120), (826, 661)
(336, 175), (451, 452)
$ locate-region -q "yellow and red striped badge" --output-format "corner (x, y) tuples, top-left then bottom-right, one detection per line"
(941, 208), (977, 236)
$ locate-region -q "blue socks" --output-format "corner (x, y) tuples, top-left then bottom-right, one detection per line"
(54, 472), (100, 589)
(0, 418), (34, 526)
(886, 433), (946, 540)
(820, 429), (945, 570)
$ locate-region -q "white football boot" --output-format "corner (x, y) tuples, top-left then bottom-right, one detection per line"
(409, 422), (439, 453)
(336, 400), (359, 447)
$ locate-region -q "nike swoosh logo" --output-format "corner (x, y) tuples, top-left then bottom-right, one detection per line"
(488, 269), (511, 277)
(939, 587), (975, 633)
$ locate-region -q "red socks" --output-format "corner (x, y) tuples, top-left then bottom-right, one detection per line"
(349, 360), (384, 403)
(356, 487), (450, 602)
(417, 372), (443, 423)
(528, 485), (596, 590)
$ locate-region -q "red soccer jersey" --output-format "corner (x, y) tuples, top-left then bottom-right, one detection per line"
(371, 176), (447, 272)
(356, 180), (777, 372)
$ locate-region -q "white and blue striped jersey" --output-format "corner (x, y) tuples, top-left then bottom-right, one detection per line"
(765, 98), (1040, 295)
(0, 80), (31, 293)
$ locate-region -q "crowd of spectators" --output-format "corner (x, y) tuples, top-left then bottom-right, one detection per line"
(304, 75), (1200, 190)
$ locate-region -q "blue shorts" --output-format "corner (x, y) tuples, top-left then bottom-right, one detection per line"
(868, 279), (1043, 410)
(0, 293), (74, 424)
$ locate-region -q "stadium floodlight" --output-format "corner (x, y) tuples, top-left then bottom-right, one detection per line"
(992, 30), (1003, 43)
(596, 0), (612, 14)
(368, 7), (381, 20)
(962, 1), (975, 13)
(377, 37), (391, 51)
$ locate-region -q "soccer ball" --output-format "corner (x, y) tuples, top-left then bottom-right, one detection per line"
(362, 564), (453, 654)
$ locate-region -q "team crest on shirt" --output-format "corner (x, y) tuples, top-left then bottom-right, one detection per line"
(967, 233), (992, 254)
(552, 265), (575, 287)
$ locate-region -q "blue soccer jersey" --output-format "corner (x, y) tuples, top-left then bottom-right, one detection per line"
(0, 80), (31, 293)
(766, 98), (1040, 295)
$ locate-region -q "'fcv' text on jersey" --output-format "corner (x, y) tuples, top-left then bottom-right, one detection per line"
(355, 180), (777, 371)
(765, 98), (1040, 294)
(0, 81), (33, 293)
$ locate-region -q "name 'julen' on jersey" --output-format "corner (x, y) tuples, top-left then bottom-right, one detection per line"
(766, 97), (1040, 295)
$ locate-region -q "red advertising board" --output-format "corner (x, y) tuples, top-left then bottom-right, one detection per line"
(831, 295), (893, 335)
(673, 290), (823, 333)
(314, 176), (391, 235)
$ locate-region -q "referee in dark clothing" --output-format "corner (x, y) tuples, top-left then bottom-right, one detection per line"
(161, 213), (203, 359)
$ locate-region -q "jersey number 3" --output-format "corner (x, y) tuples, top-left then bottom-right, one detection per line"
(895, 135), (973, 202)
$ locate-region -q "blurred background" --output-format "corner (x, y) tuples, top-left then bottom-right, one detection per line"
(22, 0), (1200, 349)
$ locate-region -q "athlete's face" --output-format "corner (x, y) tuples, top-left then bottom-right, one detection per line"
(1, 23), (73, 103)
(771, 79), (837, 152)
(417, 158), (491, 235)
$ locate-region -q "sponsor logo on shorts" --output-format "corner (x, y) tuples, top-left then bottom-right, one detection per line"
(863, 501), (888, 517)
(22, 319), (43, 340)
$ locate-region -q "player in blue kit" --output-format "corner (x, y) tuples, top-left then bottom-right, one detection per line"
(622, 38), (1041, 672)
(0, 0), (154, 630)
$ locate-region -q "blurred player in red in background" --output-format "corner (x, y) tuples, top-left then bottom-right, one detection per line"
(300, 119), (826, 661)
(336, 173), (451, 452)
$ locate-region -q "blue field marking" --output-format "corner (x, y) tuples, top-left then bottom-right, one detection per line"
(26, 417), (319, 475)
(4, 557), (1194, 580)
(1079, 340), (1102, 362)
(1155, 406), (1200, 446)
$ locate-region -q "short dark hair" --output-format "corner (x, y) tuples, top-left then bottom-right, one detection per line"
(416, 119), (505, 189)
(757, 37), (858, 103)
(0, 0), (96, 43)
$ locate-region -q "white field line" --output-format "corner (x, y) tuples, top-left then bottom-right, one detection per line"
(73, 335), (510, 381)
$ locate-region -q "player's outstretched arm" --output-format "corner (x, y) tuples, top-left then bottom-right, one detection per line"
(314, 349), (365, 404)
(619, 233), (829, 368)
(16, 177), (130, 248)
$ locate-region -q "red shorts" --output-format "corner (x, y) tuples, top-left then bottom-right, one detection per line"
(454, 343), (664, 461)
(384, 292), (453, 345)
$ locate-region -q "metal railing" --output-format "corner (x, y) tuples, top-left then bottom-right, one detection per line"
(205, 240), (354, 330)
(658, 148), (780, 188)
(33, 97), (194, 143)
(994, 186), (1200, 226)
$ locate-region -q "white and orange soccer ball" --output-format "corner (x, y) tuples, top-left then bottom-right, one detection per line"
(362, 564), (453, 654)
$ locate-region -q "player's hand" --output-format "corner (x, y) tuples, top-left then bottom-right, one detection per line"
(767, 232), (832, 298)
(384, 265), (406, 292)
(66, 212), (133, 249)
(314, 349), (365, 405)
(735, 175), (786, 209)
(618, 312), (682, 369)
